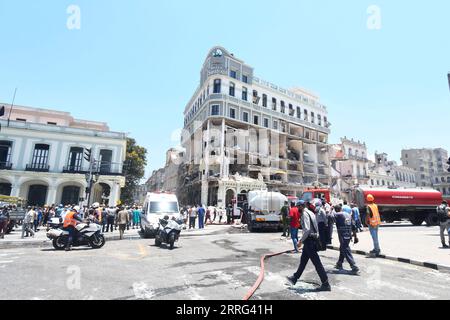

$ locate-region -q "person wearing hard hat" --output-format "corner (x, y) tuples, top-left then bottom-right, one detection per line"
(63, 206), (83, 251)
(365, 194), (382, 256)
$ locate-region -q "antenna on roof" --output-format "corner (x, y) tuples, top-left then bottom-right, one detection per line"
(7, 88), (18, 128)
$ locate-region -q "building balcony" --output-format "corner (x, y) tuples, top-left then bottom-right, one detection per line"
(63, 165), (88, 174)
(0, 162), (12, 170)
(26, 164), (50, 172)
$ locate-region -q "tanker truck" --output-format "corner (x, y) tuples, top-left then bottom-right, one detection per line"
(246, 191), (287, 232)
(351, 187), (442, 226)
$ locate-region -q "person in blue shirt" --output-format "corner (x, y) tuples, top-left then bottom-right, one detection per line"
(197, 205), (206, 229)
(351, 203), (363, 232)
(342, 201), (352, 214)
(334, 205), (360, 275)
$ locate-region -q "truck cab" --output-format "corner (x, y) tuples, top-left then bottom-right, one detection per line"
(301, 189), (331, 203)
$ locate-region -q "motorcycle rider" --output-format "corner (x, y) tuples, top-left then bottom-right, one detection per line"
(63, 206), (83, 251)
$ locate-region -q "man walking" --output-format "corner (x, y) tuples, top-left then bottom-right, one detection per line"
(366, 194), (382, 256)
(106, 206), (116, 233)
(189, 206), (197, 229)
(334, 205), (360, 274)
(315, 201), (328, 251)
(351, 203), (363, 232)
(289, 202), (301, 253)
(437, 201), (450, 248)
(198, 205), (205, 229)
(0, 206), (9, 239)
(116, 206), (130, 240)
(287, 202), (331, 292)
(281, 201), (290, 238)
(22, 207), (35, 238)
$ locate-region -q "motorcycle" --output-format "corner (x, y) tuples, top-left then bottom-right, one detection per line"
(47, 221), (106, 250)
(155, 218), (182, 250)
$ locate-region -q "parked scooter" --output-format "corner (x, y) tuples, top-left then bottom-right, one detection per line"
(155, 216), (182, 250)
(47, 220), (105, 250)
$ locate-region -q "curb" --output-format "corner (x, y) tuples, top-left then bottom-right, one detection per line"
(326, 245), (450, 273)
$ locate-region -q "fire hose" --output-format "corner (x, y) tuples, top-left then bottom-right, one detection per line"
(243, 249), (296, 301)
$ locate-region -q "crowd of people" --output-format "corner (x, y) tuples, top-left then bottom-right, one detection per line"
(179, 204), (241, 230)
(285, 194), (382, 292)
(0, 203), (143, 241)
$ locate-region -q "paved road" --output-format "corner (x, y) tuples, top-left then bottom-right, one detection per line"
(1, 226), (449, 300)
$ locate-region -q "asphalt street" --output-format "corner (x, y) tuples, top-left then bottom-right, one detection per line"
(1, 226), (450, 300)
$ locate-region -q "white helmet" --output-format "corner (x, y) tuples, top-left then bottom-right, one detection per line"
(92, 202), (100, 209)
(73, 206), (81, 212)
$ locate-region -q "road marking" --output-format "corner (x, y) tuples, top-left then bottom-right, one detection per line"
(138, 244), (148, 258)
(0, 261), (14, 264)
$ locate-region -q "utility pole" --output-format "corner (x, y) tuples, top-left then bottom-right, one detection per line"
(7, 88), (18, 128)
(84, 148), (99, 207)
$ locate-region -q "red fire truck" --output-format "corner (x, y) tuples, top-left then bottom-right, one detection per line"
(300, 187), (442, 226)
(351, 187), (442, 226)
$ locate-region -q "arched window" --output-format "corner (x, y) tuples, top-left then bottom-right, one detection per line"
(213, 79), (221, 94)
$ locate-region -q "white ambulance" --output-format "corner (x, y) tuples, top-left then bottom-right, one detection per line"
(141, 192), (181, 238)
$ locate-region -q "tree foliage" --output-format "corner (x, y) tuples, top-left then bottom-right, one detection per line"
(121, 138), (147, 204)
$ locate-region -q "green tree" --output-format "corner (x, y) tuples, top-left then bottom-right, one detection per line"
(121, 138), (147, 205)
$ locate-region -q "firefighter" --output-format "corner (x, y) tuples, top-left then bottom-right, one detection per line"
(365, 194), (382, 256)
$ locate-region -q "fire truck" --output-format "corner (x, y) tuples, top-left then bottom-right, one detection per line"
(300, 187), (442, 226)
(351, 187), (442, 226)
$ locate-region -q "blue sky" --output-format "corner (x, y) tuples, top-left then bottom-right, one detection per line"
(1, 0), (449, 179)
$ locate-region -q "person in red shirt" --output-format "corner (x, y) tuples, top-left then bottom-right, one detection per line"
(289, 201), (302, 253)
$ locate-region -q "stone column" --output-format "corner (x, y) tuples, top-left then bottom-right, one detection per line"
(46, 186), (58, 206)
(109, 182), (121, 206)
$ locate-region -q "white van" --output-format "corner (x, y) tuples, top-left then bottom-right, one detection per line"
(141, 192), (181, 238)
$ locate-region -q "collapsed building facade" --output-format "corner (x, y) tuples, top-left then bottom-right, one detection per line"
(179, 47), (331, 207)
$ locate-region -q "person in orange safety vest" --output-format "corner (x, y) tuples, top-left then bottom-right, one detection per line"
(63, 206), (82, 251)
(365, 194), (382, 256)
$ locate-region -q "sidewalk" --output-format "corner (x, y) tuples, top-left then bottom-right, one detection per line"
(329, 223), (450, 271)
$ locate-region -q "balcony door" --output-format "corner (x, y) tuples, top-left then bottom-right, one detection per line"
(99, 149), (112, 173)
(0, 141), (12, 169)
(31, 144), (50, 170)
(67, 147), (84, 172)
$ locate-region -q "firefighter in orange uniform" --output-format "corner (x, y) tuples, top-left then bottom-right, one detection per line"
(365, 194), (382, 256)
(63, 206), (82, 251)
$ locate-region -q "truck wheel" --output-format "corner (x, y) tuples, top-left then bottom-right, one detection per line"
(248, 223), (254, 233)
(425, 214), (439, 227)
(155, 238), (161, 247)
(410, 217), (424, 226)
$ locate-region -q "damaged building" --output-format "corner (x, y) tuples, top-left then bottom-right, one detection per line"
(179, 47), (331, 207)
